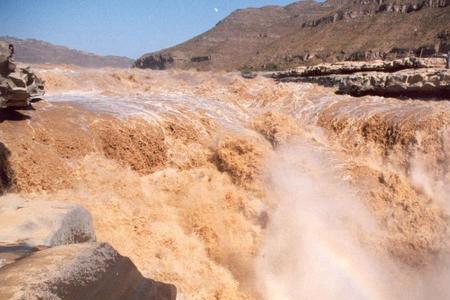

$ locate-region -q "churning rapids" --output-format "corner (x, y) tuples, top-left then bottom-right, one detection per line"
(2, 65), (450, 300)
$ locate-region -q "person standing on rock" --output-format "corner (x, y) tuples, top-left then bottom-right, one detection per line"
(6, 44), (16, 73)
(8, 44), (15, 60)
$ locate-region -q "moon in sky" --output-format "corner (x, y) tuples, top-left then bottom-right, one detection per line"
(214, 7), (219, 13)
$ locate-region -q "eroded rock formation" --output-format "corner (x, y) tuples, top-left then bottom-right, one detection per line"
(336, 68), (450, 97)
(274, 57), (445, 78)
(274, 58), (450, 98)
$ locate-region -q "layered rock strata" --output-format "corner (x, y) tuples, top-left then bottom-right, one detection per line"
(274, 58), (450, 98)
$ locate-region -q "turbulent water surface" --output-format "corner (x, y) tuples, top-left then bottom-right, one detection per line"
(1, 65), (450, 299)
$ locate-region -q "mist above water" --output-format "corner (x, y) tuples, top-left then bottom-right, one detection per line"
(256, 141), (397, 300)
(256, 137), (450, 300)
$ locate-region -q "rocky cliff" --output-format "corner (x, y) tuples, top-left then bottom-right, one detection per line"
(135, 0), (450, 71)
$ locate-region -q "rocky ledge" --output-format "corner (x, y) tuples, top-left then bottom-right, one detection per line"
(335, 68), (450, 98)
(0, 195), (176, 300)
(274, 58), (450, 99)
(273, 57), (446, 78)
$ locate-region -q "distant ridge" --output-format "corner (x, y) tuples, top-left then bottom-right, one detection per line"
(135, 0), (450, 71)
(0, 36), (133, 68)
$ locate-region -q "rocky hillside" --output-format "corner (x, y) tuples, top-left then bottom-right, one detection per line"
(135, 0), (450, 71)
(0, 36), (133, 68)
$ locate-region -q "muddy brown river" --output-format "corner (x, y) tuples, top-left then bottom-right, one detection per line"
(1, 65), (450, 299)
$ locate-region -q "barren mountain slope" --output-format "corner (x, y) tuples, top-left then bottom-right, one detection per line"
(0, 36), (133, 68)
(256, 5), (450, 69)
(135, 0), (450, 71)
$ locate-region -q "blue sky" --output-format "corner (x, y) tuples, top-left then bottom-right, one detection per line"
(0, 0), (296, 59)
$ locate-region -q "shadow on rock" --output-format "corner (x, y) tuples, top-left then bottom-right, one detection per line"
(0, 243), (39, 268)
(335, 89), (450, 101)
(0, 142), (13, 194)
(0, 108), (32, 123)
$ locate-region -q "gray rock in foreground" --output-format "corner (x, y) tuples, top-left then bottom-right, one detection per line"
(0, 196), (96, 267)
(0, 196), (95, 247)
(0, 242), (177, 300)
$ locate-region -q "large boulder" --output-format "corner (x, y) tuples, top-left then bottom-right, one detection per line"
(0, 196), (96, 267)
(0, 242), (177, 300)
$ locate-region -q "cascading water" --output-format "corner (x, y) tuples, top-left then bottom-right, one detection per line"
(1, 65), (450, 299)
